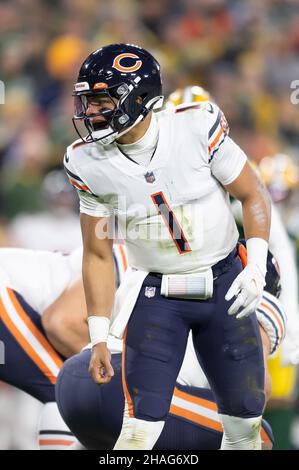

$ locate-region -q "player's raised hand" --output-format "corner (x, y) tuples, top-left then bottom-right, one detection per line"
(225, 265), (265, 319)
(89, 342), (114, 384)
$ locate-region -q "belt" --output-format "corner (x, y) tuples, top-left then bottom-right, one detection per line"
(149, 247), (237, 280)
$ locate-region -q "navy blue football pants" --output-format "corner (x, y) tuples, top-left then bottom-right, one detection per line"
(56, 351), (273, 450)
(0, 288), (63, 403)
(123, 249), (265, 421)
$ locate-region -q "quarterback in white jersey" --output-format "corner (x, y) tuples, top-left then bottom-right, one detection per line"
(64, 43), (271, 450)
(66, 98), (243, 274)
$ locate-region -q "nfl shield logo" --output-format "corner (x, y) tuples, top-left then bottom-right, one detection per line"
(145, 286), (156, 298)
(144, 171), (155, 183)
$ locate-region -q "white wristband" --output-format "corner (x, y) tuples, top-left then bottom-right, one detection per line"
(87, 316), (110, 347)
(246, 237), (268, 276)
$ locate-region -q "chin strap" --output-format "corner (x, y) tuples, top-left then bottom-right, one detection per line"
(100, 96), (164, 145)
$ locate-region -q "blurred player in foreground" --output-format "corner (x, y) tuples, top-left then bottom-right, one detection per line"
(0, 243), (280, 450)
(0, 244), (127, 449)
(55, 242), (284, 450)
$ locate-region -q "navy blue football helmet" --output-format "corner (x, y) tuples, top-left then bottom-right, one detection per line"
(72, 43), (163, 144)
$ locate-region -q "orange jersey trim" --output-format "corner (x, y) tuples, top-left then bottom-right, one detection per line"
(119, 244), (128, 271)
(151, 191), (192, 254)
(39, 439), (75, 447)
(260, 302), (284, 338)
(208, 127), (224, 154)
(238, 243), (248, 268)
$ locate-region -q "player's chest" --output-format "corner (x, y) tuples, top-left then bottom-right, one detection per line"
(88, 131), (216, 211)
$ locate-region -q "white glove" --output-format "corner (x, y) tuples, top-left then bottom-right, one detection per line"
(280, 330), (299, 366)
(225, 264), (266, 319)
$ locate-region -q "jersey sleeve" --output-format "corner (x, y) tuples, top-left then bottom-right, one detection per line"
(0, 265), (10, 288)
(78, 191), (113, 217)
(205, 102), (247, 185)
(63, 149), (113, 218)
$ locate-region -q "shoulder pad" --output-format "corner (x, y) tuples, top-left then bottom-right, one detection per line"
(63, 142), (94, 195)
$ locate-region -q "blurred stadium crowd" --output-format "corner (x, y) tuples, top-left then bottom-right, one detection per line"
(1, 0), (299, 450)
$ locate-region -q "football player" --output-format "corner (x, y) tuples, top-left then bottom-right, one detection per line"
(54, 243), (284, 450)
(0, 244), (126, 449)
(0, 244), (279, 450)
(64, 43), (272, 450)
(167, 85), (299, 367)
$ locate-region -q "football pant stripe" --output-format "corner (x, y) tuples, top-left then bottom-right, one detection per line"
(0, 288), (62, 383)
(122, 327), (135, 418)
(173, 387), (218, 411)
(7, 289), (63, 369)
(169, 404), (223, 432)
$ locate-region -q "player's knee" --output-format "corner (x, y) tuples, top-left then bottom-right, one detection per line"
(220, 414), (263, 450)
(220, 387), (265, 419)
(133, 393), (170, 421)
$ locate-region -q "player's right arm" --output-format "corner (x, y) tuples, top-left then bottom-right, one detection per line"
(81, 213), (115, 384)
(64, 146), (115, 384)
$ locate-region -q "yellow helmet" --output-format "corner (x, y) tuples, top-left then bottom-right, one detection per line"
(166, 85), (211, 108)
(259, 153), (299, 203)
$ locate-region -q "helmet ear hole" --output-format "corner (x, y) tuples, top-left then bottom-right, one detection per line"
(136, 96), (143, 104)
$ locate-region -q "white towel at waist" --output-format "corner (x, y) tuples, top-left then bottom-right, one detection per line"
(109, 267), (148, 339)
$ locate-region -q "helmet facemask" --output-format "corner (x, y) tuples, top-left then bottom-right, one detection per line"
(72, 78), (163, 145)
(73, 84), (122, 144)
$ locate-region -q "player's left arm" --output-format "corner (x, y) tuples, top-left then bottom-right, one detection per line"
(224, 162), (271, 242)
(204, 103), (271, 319)
(224, 162), (271, 318)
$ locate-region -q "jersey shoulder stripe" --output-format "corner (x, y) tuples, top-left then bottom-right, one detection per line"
(64, 166), (84, 183)
(208, 110), (222, 139)
(64, 164), (94, 195)
(207, 108), (229, 163)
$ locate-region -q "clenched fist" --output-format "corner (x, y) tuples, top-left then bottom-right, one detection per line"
(89, 342), (114, 384)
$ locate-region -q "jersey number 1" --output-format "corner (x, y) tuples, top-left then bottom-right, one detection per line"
(151, 191), (192, 254)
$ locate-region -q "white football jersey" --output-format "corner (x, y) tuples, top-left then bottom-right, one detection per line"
(0, 248), (82, 314)
(64, 102), (247, 273)
(8, 212), (82, 253)
(0, 244), (128, 316)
